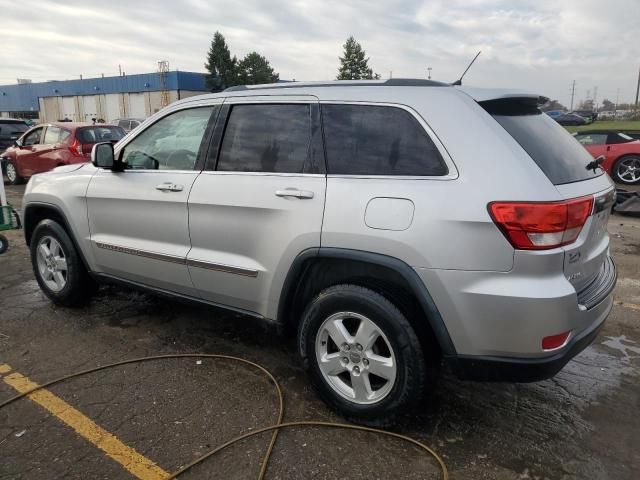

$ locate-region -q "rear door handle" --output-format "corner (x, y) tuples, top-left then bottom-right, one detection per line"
(155, 182), (184, 192)
(275, 189), (314, 199)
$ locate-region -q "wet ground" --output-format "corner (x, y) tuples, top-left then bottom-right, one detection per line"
(1, 182), (639, 480)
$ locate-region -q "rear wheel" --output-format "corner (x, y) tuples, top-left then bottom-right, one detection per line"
(30, 219), (96, 306)
(612, 155), (640, 185)
(0, 234), (8, 254)
(298, 284), (431, 426)
(5, 161), (24, 185)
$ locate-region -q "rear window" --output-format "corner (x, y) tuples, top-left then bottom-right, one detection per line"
(0, 121), (29, 134)
(77, 126), (125, 144)
(484, 99), (602, 185)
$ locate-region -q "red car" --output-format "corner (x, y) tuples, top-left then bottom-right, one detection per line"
(574, 131), (640, 185)
(2, 122), (125, 185)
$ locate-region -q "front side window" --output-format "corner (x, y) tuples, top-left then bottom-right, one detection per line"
(217, 104), (311, 173)
(22, 127), (43, 146)
(322, 104), (448, 176)
(120, 107), (215, 170)
(43, 126), (62, 145)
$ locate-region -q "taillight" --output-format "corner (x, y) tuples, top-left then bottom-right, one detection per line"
(488, 196), (594, 250)
(69, 138), (84, 156)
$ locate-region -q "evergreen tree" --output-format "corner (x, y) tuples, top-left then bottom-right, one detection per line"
(204, 31), (238, 91)
(337, 36), (379, 80)
(237, 52), (280, 85)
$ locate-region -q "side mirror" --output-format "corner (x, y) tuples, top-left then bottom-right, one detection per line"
(14, 139), (22, 148)
(91, 142), (115, 169)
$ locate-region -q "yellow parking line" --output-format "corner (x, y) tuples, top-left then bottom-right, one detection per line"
(1, 365), (170, 480)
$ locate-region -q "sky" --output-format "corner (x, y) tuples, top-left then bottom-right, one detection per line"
(0, 0), (639, 107)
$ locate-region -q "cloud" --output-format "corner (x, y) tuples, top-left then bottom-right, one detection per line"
(0, 0), (638, 105)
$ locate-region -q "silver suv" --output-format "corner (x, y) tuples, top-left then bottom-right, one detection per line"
(22, 79), (617, 424)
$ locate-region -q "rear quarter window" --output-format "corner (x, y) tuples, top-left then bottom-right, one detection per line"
(485, 100), (602, 185)
(322, 104), (448, 176)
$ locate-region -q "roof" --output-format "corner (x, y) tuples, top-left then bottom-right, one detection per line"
(33, 122), (118, 129)
(225, 78), (449, 91)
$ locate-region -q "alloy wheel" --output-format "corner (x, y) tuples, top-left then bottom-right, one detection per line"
(36, 235), (68, 292)
(6, 163), (16, 183)
(315, 311), (397, 405)
(616, 157), (640, 184)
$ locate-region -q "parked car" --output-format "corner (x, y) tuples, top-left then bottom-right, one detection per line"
(574, 131), (640, 184)
(554, 112), (588, 126)
(3, 123), (125, 185)
(572, 110), (597, 123)
(22, 80), (616, 424)
(0, 118), (30, 175)
(111, 118), (145, 133)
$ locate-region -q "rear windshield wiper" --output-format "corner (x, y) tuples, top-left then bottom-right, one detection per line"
(586, 155), (605, 173)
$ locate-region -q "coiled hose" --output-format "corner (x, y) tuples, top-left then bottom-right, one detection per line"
(0, 354), (448, 479)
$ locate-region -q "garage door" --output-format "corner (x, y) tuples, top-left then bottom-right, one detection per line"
(128, 93), (147, 118)
(104, 94), (122, 122)
(61, 97), (76, 121)
(81, 96), (99, 122)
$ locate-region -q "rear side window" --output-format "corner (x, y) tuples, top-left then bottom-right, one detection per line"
(43, 126), (62, 145)
(322, 104), (448, 176)
(77, 127), (125, 143)
(488, 103), (602, 185)
(217, 104), (311, 173)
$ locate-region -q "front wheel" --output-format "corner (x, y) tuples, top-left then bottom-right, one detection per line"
(298, 284), (432, 426)
(5, 161), (24, 185)
(0, 234), (8, 254)
(30, 219), (96, 306)
(612, 155), (640, 185)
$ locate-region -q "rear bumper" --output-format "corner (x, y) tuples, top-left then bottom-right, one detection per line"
(446, 294), (611, 382)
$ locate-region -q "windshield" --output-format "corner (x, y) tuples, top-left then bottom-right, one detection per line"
(77, 126), (126, 143)
(492, 112), (603, 185)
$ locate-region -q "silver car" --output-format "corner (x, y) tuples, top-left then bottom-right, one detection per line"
(22, 79), (616, 425)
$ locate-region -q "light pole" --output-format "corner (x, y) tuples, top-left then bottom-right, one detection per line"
(427, 67), (432, 80)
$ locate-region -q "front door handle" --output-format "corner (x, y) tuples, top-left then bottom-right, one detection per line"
(275, 189), (314, 199)
(155, 182), (184, 192)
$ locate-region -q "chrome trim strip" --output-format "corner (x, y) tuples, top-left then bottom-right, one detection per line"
(95, 242), (258, 277)
(186, 258), (258, 277)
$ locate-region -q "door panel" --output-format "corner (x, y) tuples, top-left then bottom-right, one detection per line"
(188, 173), (326, 314)
(87, 170), (199, 294)
(86, 105), (218, 295)
(16, 127), (44, 176)
(187, 98), (326, 317)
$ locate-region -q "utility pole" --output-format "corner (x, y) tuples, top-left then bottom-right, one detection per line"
(427, 67), (432, 80)
(570, 80), (576, 111)
(635, 65), (640, 109)
(593, 86), (598, 112)
(119, 64), (122, 76)
(615, 88), (620, 116)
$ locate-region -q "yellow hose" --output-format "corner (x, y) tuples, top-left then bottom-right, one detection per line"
(0, 354), (448, 480)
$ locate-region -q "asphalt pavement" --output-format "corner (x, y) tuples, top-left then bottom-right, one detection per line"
(1, 182), (639, 479)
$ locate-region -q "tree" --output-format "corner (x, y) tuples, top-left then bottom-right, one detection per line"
(237, 52), (279, 85)
(577, 99), (594, 111)
(540, 99), (567, 112)
(337, 36), (379, 80)
(204, 31), (238, 91)
(601, 99), (615, 111)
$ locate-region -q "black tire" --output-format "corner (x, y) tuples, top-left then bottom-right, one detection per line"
(0, 234), (8, 254)
(30, 219), (96, 306)
(612, 155), (640, 185)
(298, 284), (431, 426)
(5, 161), (24, 185)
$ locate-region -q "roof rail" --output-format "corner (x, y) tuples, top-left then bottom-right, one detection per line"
(224, 78), (449, 92)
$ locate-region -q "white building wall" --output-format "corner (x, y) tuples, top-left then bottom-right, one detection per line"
(38, 90), (197, 123)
